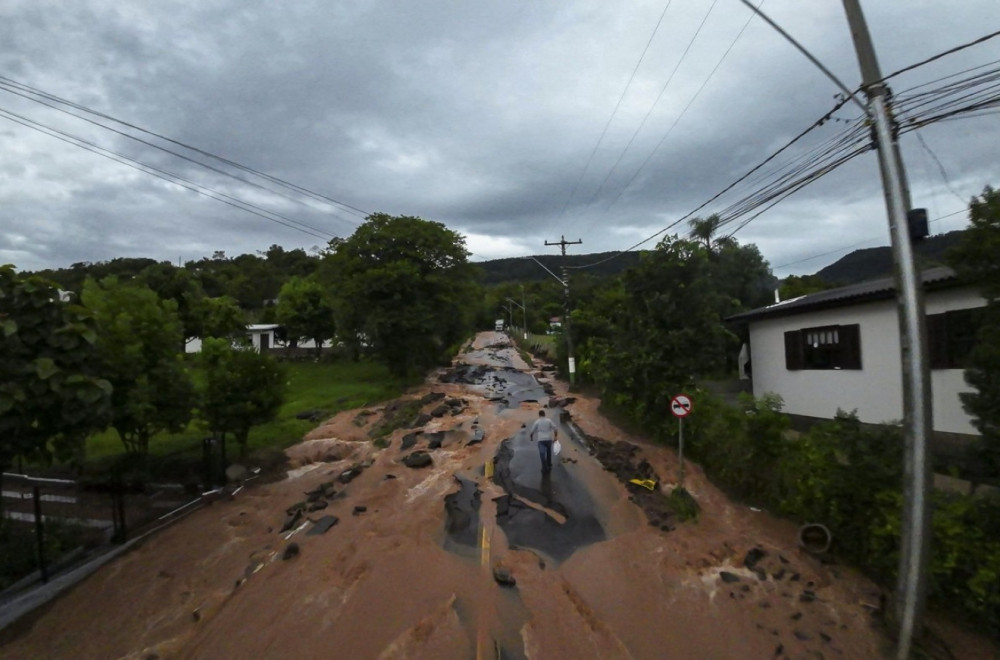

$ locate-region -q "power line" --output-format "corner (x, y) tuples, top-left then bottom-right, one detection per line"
(569, 33), (998, 272)
(605, 0), (763, 211)
(0, 106), (335, 242)
(567, 94), (854, 270)
(557, 0), (675, 218)
(769, 209), (967, 272)
(0, 75), (369, 222)
(582, 0), (721, 208)
(882, 28), (1000, 83)
(915, 132), (967, 205)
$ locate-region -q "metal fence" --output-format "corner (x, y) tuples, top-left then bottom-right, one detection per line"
(2, 472), (196, 584)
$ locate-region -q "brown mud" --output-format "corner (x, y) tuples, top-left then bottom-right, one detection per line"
(0, 333), (995, 659)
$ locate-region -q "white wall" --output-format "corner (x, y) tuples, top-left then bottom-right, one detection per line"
(749, 287), (984, 435)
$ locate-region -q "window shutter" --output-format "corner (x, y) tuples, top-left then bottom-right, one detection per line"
(839, 324), (862, 369)
(926, 313), (948, 369)
(784, 330), (803, 370)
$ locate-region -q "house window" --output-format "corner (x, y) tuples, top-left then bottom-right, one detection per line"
(927, 308), (984, 369)
(784, 324), (861, 370)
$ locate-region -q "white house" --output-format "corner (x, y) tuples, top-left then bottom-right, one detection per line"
(726, 266), (985, 439)
(185, 324), (332, 353)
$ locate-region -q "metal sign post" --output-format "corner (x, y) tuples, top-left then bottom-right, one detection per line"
(670, 394), (694, 485)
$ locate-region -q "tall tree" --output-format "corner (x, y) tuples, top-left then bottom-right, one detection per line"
(81, 277), (195, 458)
(948, 186), (1000, 474)
(138, 262), (206, 351)
(570, 236), (735, 429)
(199, 338), (286, 458)
(0, 267), (111, 480)
(321, 213), (477, 376)
(688, 214), (732, 253)
(275, 276), (336, 358)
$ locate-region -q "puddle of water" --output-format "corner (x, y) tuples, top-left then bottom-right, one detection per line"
(491, 434), (606, 564)
(453, 590), (529, 660)
(442, 475), (482, 556)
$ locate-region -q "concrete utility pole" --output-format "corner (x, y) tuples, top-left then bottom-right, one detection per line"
(841, 3), (932, 658)
(737, 2), (932, 655)
(544, 236), (582, 385)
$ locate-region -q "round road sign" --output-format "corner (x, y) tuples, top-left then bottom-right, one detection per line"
(670, 394), (693, 418)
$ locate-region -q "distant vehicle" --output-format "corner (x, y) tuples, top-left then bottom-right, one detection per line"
(495, 319), (504, 332)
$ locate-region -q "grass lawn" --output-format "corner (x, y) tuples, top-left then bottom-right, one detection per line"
(84, 359), (408, 470)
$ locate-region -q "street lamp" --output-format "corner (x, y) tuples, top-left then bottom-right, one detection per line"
(506, 296), (527, 340)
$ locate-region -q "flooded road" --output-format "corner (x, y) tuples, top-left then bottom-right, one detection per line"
(440, 338), (610, 565)
(491, 428), (606, 564)
(3, 332), (989, 659)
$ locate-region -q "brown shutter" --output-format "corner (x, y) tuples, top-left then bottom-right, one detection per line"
(926, 313), (948, 369)
(839, 324), (862, 369)
(784, 330), (803, 370)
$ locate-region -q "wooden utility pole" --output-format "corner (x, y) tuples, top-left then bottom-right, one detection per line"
(544, 236), (582, 385)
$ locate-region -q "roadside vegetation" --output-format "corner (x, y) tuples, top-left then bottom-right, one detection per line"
(6, 193), (1000, 641)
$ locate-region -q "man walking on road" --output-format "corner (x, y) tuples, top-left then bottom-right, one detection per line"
(529, 409), (558, 473)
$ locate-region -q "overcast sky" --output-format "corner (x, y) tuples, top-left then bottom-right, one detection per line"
(1, 1), (997, 277)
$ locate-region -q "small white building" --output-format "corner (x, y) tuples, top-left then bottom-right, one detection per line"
(727, 266), (985, 438)
(185, 324), (331, 353)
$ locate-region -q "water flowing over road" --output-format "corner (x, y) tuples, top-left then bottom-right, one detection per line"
(3, 333), (989, 659)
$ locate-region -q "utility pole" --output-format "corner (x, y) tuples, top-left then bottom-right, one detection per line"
(842, 3), (932, 658)
(544, 235), (582, 386)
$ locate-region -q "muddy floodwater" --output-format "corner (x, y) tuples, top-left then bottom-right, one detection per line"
(1, 332), (995, 659)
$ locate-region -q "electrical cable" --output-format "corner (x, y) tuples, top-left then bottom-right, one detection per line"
(0, 75), (368, 221)
(582, 0), (720, 208)
(566, 94), (854, 270)
(881, 28), (1000, 83)
(604, 0), (764, 212)
(556, 0), (675, 218)
(769, 209), (967, 272)
(0, 106), (335, 241)
(569, 35), (999, 272)
(915, 132), (968, 205)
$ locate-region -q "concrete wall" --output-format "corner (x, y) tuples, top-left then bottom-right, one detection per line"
(749, 287), (984, 435)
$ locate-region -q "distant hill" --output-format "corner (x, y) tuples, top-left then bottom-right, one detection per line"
(813, 230), (965, 286)
(474, 251), (642, 286)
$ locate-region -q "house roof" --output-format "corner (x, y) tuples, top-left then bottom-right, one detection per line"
(726, 266), (961, 324)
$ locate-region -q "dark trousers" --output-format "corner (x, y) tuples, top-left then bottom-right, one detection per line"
(537, 440), (553, 472)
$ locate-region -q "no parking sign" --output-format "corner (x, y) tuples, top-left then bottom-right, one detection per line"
(670, 393), (693, 485)
(670, 393), (693, 418)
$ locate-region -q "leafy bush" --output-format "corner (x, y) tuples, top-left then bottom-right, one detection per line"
(686, 393), (1000, 638)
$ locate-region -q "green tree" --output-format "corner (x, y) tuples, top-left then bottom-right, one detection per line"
(81, 277), (195, 458)
(194, 295), (246, 343)
(688, 214), (733, 253)
(321, 213), (477, 376)
(779, 274), (835, 301)
(275, 276), (336, 358)
(0, 266), (112, 480)
(571, 236), (735, 430)
(138, 262), (205, 350)
(199, 338), (286, 458)
(948, 186), (1000, 474)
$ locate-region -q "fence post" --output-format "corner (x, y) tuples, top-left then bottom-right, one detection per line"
(33, 486), (49, 583)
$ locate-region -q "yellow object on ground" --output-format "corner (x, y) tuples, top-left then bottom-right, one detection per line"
(629, 478), (657, 491)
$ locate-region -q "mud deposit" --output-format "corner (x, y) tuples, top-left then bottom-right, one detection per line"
(1, 332), (995, 659)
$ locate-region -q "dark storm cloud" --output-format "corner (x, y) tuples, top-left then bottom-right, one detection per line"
(0, 1), (997, 273)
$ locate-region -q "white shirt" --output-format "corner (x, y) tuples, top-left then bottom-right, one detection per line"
(530, 416), (557, 442)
